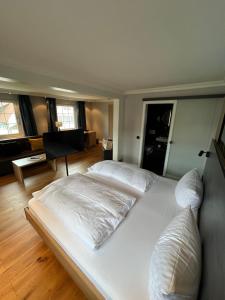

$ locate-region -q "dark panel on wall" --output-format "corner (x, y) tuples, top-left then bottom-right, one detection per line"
(143, 94), (225, 101)
(199, 141), (225, 300)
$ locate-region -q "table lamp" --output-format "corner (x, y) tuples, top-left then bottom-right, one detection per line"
(55, 121), (62, 131)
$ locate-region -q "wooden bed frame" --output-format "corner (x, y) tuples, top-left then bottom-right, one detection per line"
(25, 140), (225, 300)
(24, 207), (104, 300)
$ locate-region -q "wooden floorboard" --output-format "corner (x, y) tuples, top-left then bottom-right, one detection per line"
(0, 145), (103, 300)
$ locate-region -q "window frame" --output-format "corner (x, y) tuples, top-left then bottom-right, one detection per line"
(56, 104), (77, 130)
(0, 98), (24, 139)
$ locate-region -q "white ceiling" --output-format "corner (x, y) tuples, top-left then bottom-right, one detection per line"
(0, 0), (225, 94)
(0, 64), (113, 101)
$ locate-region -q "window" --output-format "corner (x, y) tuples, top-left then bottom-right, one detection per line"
(56, 105), (76, 130)
(0, 100), (22, 137)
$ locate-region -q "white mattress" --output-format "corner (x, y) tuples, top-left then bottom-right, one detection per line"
(28, 174), (181, 300)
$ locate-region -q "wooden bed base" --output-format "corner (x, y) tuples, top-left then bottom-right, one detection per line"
(24, 139), (225, 300)
(24, 207), (104, 300)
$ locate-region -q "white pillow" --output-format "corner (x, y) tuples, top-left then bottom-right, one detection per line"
(88, 160), (158, 192)
(175, 169), (203, 209)
(149, 207), (201, 300)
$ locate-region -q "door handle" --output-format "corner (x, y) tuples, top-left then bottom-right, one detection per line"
(169, 141), (173, 144)
(198, 150), (210, 157)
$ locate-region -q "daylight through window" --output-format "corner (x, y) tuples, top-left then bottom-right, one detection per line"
(0, 101), (20, 136)
(56, 105), (75, 129)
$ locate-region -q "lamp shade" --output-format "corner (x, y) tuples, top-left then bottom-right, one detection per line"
(55, 121), (62, 128)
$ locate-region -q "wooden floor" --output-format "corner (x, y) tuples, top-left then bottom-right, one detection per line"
(0, 146), (103, 300)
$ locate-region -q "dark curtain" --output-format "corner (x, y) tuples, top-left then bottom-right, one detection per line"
(18, 95), (37, 136)
(46, 98), (58, 132)
(78, 101), (87, 130)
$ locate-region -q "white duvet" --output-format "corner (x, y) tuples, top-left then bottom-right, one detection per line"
(32, 173), (136, 249)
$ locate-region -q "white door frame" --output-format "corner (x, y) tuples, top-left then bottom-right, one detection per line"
(138, 100), (177, 176)
(112, 98), (120, 160)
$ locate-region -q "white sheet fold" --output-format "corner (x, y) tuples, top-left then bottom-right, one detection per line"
(32, 173), (136, 249)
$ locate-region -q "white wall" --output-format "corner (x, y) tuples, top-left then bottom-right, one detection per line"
(85, 102), (113, 141)
(122, 94), (224, 177)
(30, 96), (48, 134)
(108, 103), (113, 139)
(0, 93), (18, 101)
(85, 102), (93, 131)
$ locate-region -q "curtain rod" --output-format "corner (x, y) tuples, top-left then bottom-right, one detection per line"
(143, 94), (225, 101)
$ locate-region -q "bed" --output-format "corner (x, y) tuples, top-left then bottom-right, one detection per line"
(25, 141), (225, 300)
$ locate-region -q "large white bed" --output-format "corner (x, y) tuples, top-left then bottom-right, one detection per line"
(28, 173), (181, 300)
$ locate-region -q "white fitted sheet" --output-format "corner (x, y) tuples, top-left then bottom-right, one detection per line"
(28, 174), (181, 300)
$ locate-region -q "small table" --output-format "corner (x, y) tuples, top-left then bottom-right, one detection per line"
(12, 154), (56, 186)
